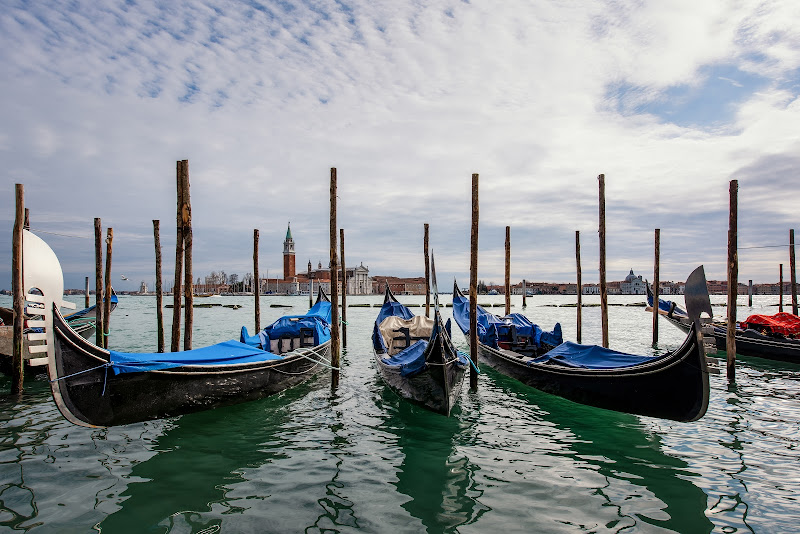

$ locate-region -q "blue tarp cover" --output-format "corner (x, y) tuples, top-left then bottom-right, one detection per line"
(381, 339), (431, 377)
(452, 293), (562, 349)
(109, 340), (282, 374)
(241, 300), (332, 350)
(529, 341), (655, 369)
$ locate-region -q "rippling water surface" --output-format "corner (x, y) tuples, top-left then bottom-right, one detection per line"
(1, 294), (798, 533)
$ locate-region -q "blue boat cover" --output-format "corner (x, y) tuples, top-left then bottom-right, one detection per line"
(452, 292), (562, 349)
(109, 340), (282, 374)
(647, 291), (688, 318)
(529, 341), (655, 369)
(241, 299), (332, 350)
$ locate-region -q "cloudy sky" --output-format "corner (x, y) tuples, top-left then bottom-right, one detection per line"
(1, 0), (799, 291)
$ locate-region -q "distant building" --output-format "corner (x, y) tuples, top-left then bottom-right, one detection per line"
(283, 223), (295, 280)
(139, 281), (148, 294)
(620, 269), (647, 295)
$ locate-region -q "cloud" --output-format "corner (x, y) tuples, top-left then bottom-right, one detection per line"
(1, 0), (799, 291)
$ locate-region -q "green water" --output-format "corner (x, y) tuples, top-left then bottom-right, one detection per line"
(1, 294), (798, 533)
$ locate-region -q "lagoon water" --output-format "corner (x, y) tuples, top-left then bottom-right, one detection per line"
(1, 293), (799, 533)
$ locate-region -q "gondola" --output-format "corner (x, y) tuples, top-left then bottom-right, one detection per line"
(646, 284), (800, 364)
(372, 259), (468, 416)
(19, 229), (332, 428)
(452, 267), (711, 422)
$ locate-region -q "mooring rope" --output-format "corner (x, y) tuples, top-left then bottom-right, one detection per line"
(28, 228), (93, 239)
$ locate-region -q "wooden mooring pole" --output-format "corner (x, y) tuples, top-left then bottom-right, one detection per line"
(779, 264), (784, 313)
(340, 228), (347, 348)
(171, 161), (184, 352)
(748, 280), (753, 307)
(12, 184), (25, 394)
(727, 179), (738, 382)
(103, 228), (113, 349)
(94, 218), (104, 348)
(254, 229), (260, 333)
(181, 160), (193, 351)
(153, 220), (165, 353)
(505, 226), (511, 316)
(791, 229), (797, 315)
(652, 228), (660, 347)
(424, 223), (430, 318)
(469, 173), (480, 390)
(85, 277), (90, 309)
(329, 168), (340, 388)
(598, 174), (609, 348)
(575, 230), (582, 344)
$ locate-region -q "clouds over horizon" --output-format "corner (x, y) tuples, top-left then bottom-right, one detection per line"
(1, 0), (799, 290)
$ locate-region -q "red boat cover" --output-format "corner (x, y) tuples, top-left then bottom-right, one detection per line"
(740, 313), (800, 336)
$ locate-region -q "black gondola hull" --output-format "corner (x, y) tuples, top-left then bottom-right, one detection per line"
(51, 309), (330, 427)
(467, 323), (709, 422)
(374, 333), (467, 416)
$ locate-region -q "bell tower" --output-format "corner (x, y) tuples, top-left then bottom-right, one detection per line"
(283, 223), (295, 279)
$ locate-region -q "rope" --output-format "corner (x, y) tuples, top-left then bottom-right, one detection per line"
(740, 243), (796, 250)
(458, 351), (481, 374)
(28, 228), (93, 239)
(281, 344), (340, 371)
(49, 362), (111, 383)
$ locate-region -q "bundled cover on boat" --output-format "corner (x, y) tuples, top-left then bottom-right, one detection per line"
(530, 341), (655, 369)
(242, 299), (332, 351)
(109, 340), (282, 374)
(452, 293), (562, 349)
(740, 313), (800, 336)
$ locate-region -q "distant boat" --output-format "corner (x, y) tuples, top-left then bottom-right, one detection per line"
(487, 289), (499, 295)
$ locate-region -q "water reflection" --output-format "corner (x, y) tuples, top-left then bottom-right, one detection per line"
(96, 377), (325, 533)
(380, 390), (489, 533)
(473, 367), (713, 533)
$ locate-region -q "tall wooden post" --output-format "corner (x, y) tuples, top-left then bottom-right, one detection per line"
(85, 277), (90, 308)
(181, 160), (193, 351)
(424, 223), (431, 318)
(791, 229), (797, 315)
(254, 229), (260, 333)
(329, 168), (340, 387)
(727, 180), (738, 382)
(23, 208), (30, 230)
(504, 226), (511, 316)
(171, 161), (185, 352)
(779, 264), (784, 312)
(576, 230), (582, 344)
(103, 228), (113, 349)
(469, 173), (480, 390)
(340, 228), (347, 348)
(12, 184), (25, 394)
(652, 229), (660, 347)
(308, 263), (313, 308)
(598, 174), (609, 348)
(153, 220), (164, 353)
(94, 218), (104, 348)
(748, 280), (753, 307)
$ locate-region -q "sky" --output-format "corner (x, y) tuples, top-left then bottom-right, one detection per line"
(1, 0), (799, 292)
